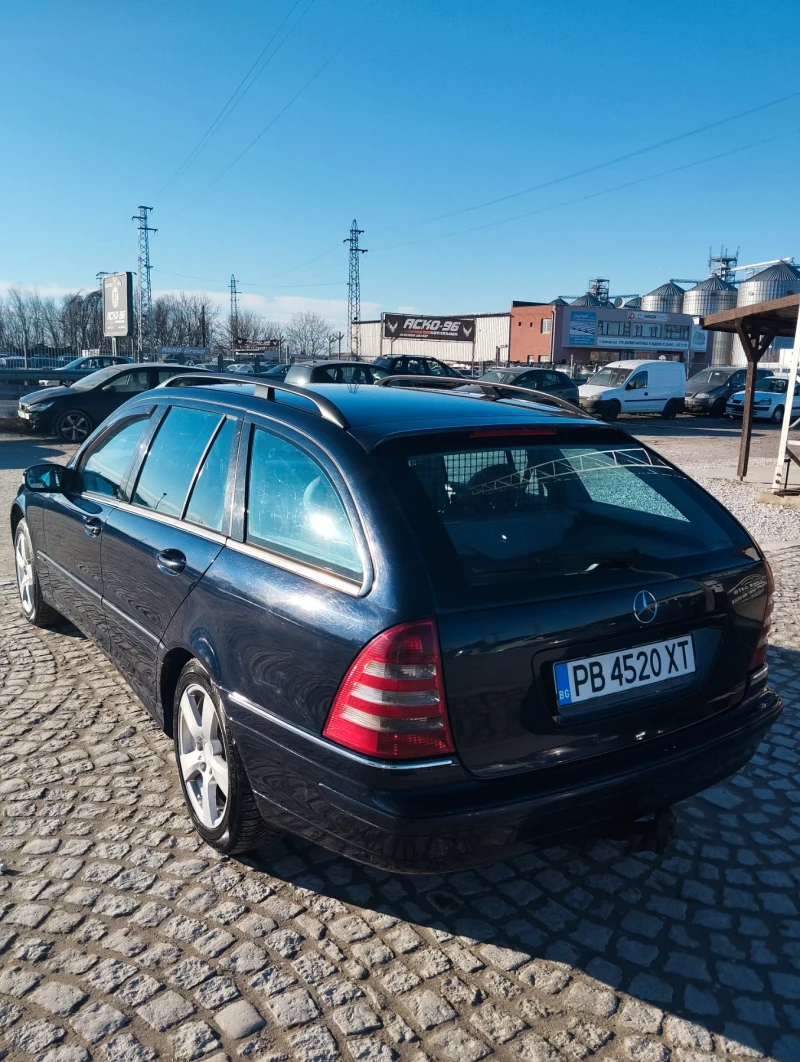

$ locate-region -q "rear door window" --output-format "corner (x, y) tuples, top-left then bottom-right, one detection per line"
(132, 406), (222, 517)
(245, 428), (362, 581)
(184, 418), (238, 533)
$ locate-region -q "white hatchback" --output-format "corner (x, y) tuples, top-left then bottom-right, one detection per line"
(726, 375), (800, 423)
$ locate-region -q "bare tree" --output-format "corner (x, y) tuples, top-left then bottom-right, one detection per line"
(284, 311), (332, 359)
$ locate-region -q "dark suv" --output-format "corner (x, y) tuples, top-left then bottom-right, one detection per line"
(685, 366), (774, 417)
(372, 355), (463, 378)
(12, 375), (781, 871)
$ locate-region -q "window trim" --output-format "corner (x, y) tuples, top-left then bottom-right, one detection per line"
(232, 415), (372, 595)
(127, 402), (228, 521)
(74, 407), (161, 503)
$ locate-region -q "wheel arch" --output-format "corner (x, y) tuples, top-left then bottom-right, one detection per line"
(10, 502), (24, 540)
(159, 637), (222, 737)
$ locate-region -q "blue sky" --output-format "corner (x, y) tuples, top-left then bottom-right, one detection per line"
(2, 0), (799, 328)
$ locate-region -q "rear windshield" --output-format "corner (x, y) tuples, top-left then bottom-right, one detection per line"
(380, 431), (751, 600)
(587, 367), (631, 387)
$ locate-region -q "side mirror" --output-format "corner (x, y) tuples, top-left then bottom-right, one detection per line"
(24, 463), (71, 493)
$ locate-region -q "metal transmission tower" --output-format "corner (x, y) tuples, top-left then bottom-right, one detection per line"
(229, 274), (240, 357)
(344, 220), (367, 356)
(132, 206), (157, 361)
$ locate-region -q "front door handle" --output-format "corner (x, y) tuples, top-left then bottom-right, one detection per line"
(83, 517), (102, 538)
(156, 548), (186, 576)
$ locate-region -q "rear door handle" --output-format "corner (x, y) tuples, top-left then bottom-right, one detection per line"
(156, 548), (186, 576)
(83, 517), (102, 538)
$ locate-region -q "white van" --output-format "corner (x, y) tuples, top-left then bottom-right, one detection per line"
(578, 359), (686, 421)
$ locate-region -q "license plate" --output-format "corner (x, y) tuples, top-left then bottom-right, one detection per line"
(554, 635), (696, 709)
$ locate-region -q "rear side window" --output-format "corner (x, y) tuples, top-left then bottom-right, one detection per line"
(133, 406), (222, 517)
(81, 416), (151, 498)
(380, 434), (749, 593)
(246, 428), (362, 581)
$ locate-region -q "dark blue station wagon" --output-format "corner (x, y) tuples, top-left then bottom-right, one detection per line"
(11, 376), (781, 871)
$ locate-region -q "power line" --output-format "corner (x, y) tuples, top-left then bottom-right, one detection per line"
(368, 127), (800, 254)
(151, 267), (345, 288)
(156, 0), (317, 197)
(167, 9), (377, 221)
(373, 89), (800, 233)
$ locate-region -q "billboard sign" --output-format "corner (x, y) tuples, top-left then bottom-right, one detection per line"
(383, 313), (476, 342)
(690, 325), (708, 352)
(102, 272), (133, 337)
(568, 310), (596, 346)
(596, 335), (688, 351)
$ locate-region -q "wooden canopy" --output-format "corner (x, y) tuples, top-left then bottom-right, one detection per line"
(701, 293), (800, 479)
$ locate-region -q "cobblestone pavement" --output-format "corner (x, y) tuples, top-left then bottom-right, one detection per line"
(0, 548), (798, 1062)
(1, 430), (800, 1061)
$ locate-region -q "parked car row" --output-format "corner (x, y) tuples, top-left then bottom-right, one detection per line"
(12, 370), (781, 868)
(14, 352), (797, 443)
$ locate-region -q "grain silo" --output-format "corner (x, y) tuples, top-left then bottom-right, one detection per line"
(682, 275), (737, 366)
(641, 281), (685, 313)
(730, 261), (800, 365)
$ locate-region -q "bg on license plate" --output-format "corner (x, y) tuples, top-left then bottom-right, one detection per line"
(554, 636), (695, 709)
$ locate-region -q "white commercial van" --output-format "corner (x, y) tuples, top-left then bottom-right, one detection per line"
(578, 359), (686, 421)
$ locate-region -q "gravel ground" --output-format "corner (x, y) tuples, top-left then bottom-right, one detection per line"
(695, 477), (800, 550)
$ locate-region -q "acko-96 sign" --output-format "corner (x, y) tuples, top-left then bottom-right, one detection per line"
(383, 313), (476, 342)
(102, 272), (133, 338)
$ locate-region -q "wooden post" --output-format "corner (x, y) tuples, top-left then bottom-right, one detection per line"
(734, 321), (776, 480)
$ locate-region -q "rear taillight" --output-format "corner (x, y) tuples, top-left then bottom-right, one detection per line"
(323, 620), (454, 760)
(750, 560), (775, 670)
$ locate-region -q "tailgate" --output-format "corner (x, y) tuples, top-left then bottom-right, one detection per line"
(438, 567), (767, 778)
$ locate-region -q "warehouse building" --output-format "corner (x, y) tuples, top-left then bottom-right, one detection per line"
(355, 312), (511, 370)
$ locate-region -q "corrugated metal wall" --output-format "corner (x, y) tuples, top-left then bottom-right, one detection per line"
(355, 316), (511, 365)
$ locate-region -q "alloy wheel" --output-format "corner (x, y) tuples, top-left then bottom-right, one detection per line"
(15, 532), (34, 616)
(57, 411), (91, 442)
(177, 683), (229, 829)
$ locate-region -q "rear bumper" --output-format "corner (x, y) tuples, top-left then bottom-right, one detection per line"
(226, 685), (781, 873)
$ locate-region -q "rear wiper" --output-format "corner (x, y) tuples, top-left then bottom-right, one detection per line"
(466, 548), (642, 577)
(543, 549), (642, 572)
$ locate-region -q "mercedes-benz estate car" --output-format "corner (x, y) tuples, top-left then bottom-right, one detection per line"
(11, 374), (781, 871)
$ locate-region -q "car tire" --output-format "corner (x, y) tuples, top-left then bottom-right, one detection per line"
(771, 405), (784, 424)
(55, 409), (93, 443)
(174, 661), (281, 855)
(602, 400), (620, 422)
(710, 399), (726, 418)
(14, 519), (62, 627)
(662, 399), (680, 420)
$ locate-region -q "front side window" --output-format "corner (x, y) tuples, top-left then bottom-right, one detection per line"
(103, 371), (151, 395)
(246, 429), (362, 581)
(627, 372), (648, 390)
(427, 360), (452, 377)
(81, 416), (151, 498)
(133, 406), (222, 517)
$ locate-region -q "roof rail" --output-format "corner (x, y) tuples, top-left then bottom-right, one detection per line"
(374, 375), (596, 420)
(159, 372), (350, 429)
